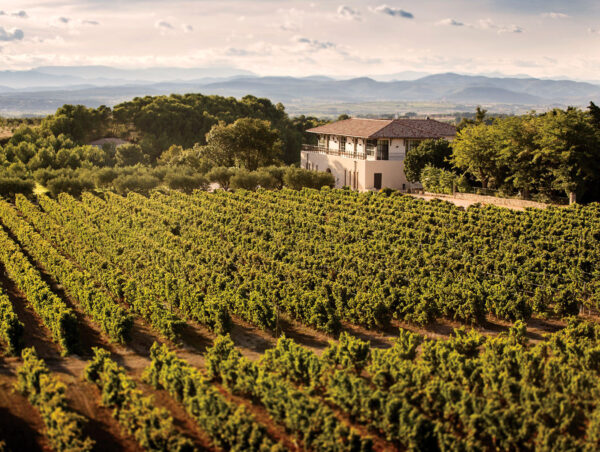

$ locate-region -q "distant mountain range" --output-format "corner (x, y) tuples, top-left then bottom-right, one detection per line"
(0, 66), (598, 116)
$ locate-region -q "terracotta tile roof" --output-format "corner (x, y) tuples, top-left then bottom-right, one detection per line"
(307, 118), (456, 139)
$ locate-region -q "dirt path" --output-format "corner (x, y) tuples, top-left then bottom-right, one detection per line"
(408, 192), (557, 211)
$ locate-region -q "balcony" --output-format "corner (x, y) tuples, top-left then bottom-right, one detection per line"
(302, 144), (367, 159)
(302, 144), (392, 160)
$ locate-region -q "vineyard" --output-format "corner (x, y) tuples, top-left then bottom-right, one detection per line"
(1, 187), (600, 451)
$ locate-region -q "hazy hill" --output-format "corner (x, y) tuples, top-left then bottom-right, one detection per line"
(0, 67), (598, 115)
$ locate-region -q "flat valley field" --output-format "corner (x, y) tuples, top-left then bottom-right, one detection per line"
(1, 188), (600, 451)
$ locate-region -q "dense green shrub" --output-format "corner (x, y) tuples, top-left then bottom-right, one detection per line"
(421, 164), (456, 194)
(165, 172), (208, 193)
(113, 174), (160, 194)
(230, 170), (260, 191)
(283, 167), (334, 190)
(46, 175), (95, 197)
(206, 166), (234, 190)
(0, 176), (34, 198)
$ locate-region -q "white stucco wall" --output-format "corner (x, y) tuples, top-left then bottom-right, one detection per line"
(389, 138), (406, 160)
(301, 151), (366, 189)
(301, 151), (414, 191)
(362, 159), (409, 190)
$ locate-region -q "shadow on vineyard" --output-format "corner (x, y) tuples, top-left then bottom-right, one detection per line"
(0, 405), (44, 452)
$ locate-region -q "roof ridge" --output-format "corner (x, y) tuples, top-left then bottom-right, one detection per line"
(347, 118), (393, 122)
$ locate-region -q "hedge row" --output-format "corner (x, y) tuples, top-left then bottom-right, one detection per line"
(0, 289), (23, 355)
(84, 348), (194, 452)
(15, 348), (94, 451)
(0, 226), (77, 354)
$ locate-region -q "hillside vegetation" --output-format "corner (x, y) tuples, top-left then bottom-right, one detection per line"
(0, 94), (328, 198)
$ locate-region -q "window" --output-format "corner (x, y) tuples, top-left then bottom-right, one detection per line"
(339, 136), (346, 152)
(377, 140), (389, 160)
(366, 139), (377, 157)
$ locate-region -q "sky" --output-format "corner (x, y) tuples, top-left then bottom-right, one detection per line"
(0, 0), (599, 80)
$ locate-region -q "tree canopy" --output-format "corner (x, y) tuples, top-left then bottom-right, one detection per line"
(201, 118), (283, 170)
(404, 139), (452, 183)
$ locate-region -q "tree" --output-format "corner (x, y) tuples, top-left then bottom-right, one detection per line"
(41, 104), (110, 144)
(420, 165), (456, 194)
(588, 101), (600, 130)
(495, 114), (549, 198)
(206, 167), (234, 190)
(255, 166), (285, 189)
(158, 145), (184, 166)
(165, 173), (208, 193)
(534, 108), (600, 199)
(452, 123), (504, 189)
(457, 106), (492, 130)
(46, 175), (94, 198)
(404, 139), (453, 182)
(115, 143), (144, 167)
(230, 170), (260, 191)
(204, 118), (283, 170)
(0, 177), (34, 198)
(112, 174), (159, 195)
(283, 167), (334, 190)
(475, 106), (487, 124)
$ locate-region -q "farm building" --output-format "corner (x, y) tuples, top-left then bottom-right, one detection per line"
(302, 118), (456, 191)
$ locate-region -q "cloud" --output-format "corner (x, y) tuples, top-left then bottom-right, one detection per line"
(542, 12), (569, 19)
(83, 20), (100, 26)
(371, 5), (413, 19)
(58, 17), (71, 24)
(295, 36), (336, 51)
(437, 17), (523, 33)
(478, 18), (523, 33)
(183, 24), (193, 33)
(155, 20), (174, 31)
(589, 28), (600, 35)
(225, 47), (258, 57)
(504, 24), (524, 33)
(337, 5), (361, 21)
(437, 18), (464, 27)
(0, 10), (28, 18)
(0, 27), (24, 42)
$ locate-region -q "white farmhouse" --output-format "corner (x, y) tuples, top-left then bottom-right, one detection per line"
(301, 118), (457, 191)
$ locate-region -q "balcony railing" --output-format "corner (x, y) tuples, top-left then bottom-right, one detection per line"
(301, 144), (368, 160)
(302, 144), (394, 160)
